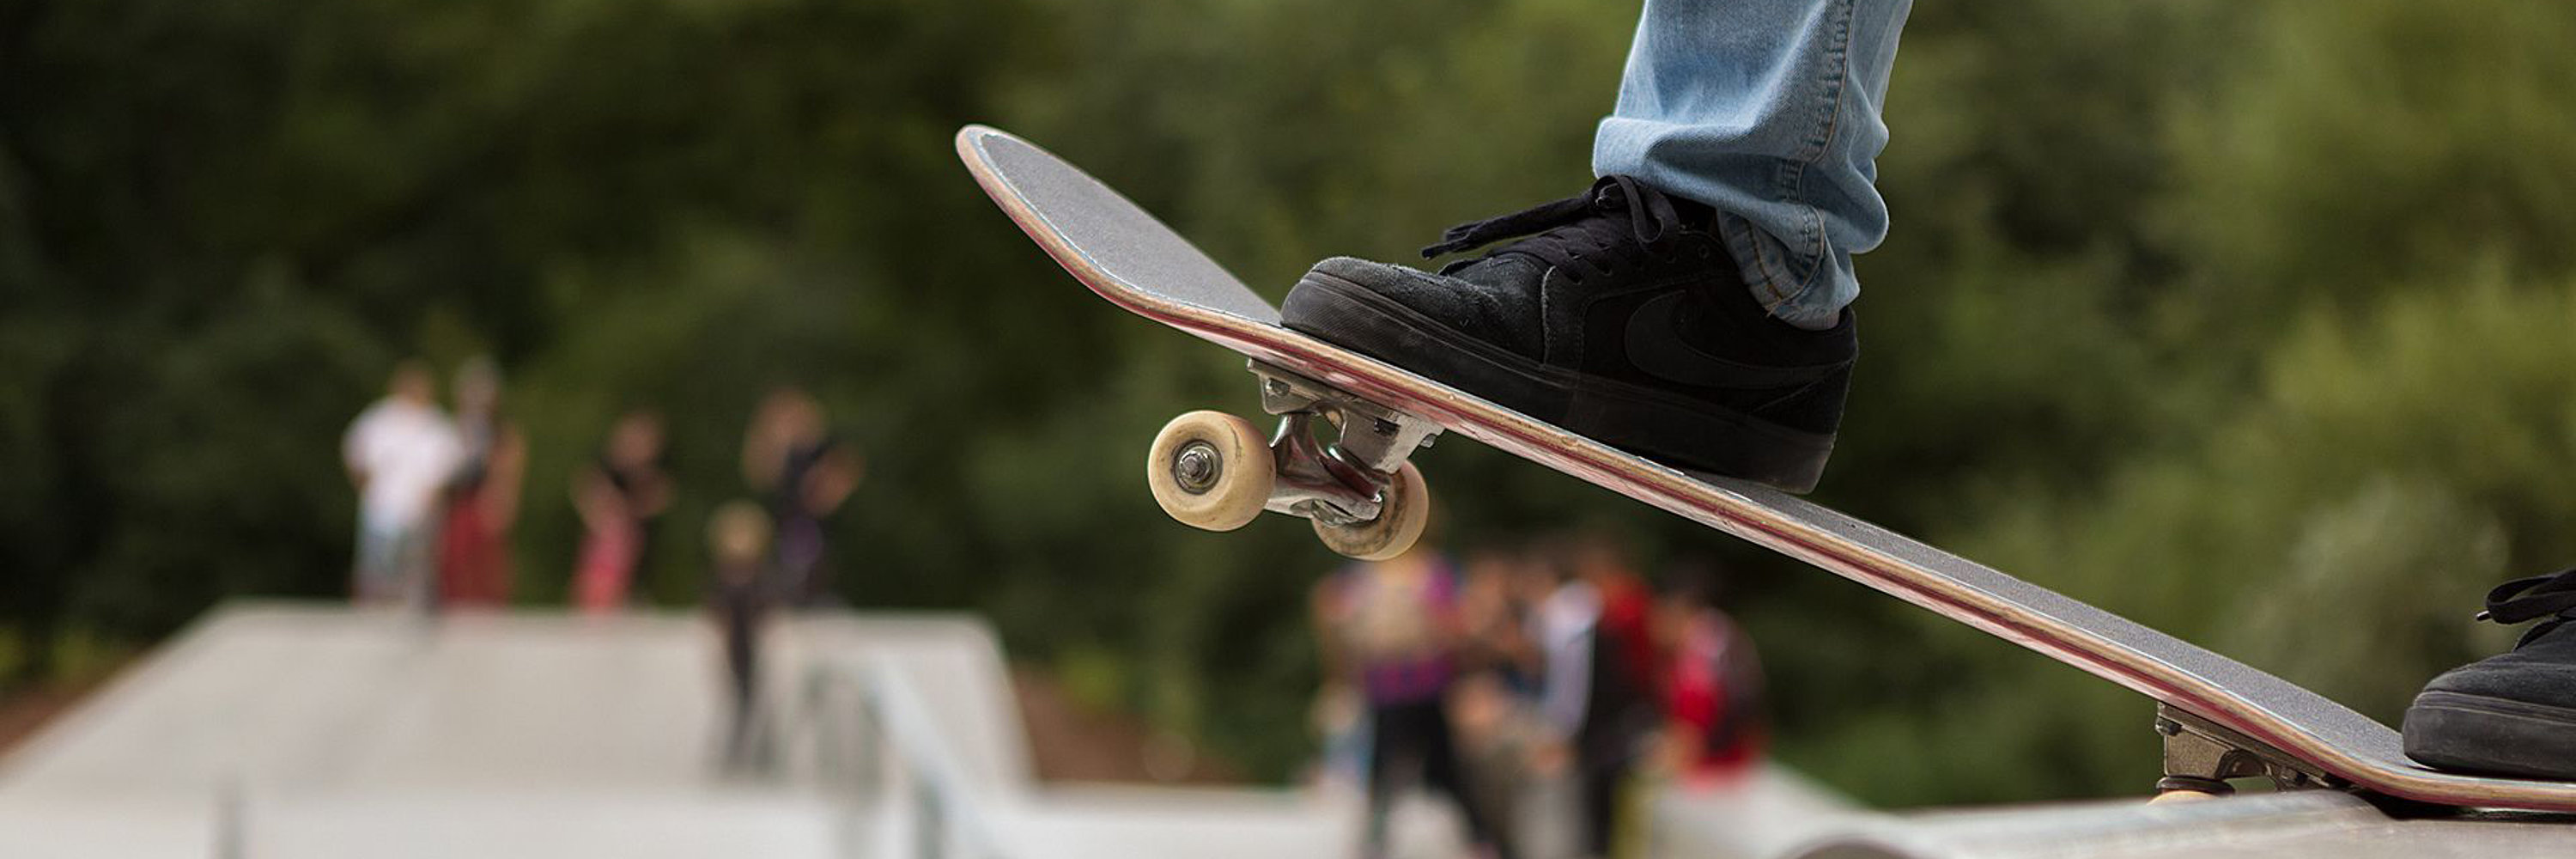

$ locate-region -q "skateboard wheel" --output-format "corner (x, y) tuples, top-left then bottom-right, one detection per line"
(2148, 789), (2221, 805)
(1312, 462), (1429, 561)
(1146, 411), (1276, 532)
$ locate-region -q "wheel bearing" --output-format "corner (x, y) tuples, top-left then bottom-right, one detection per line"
(1171, 442), (1223, 494)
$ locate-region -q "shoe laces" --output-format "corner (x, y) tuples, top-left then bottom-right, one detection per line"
(2476, 566), (2576, 647)
(1419, 176), (1704, 283)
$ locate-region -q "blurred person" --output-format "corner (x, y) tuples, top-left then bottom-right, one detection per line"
(1308, 679), (1372, 795)
(1315, 545), (1510, 859)
(434, 356), (526, 609)
(341, 361), (463, 610)
(1443, 550), (1540, 856)
(1459, 549), (1543, 694)
(1573, 535), (1660, 705)
(706, 499), (776, 772)
(1277, 0), (1913, 495)
(572, 410), (671, 612)
(1447, 669), (1553, 859)
(742, 388), (860, 606)
(1504, 547), (1564, 690)
(1650, 564), (1767, 786)
(1309, 574), (1373, 794)
(1534, 537), (1659, 859)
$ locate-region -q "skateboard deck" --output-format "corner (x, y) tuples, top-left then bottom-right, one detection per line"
(956, 124), (2576, 812)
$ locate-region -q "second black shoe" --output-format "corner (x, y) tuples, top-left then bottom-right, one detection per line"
(1279, 176), (1856, 492)
(2403, 568), (2576, 780)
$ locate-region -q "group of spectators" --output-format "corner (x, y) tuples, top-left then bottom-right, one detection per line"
(340, 358), (866, 611)
(340, 360), (860, 611)
(340, 359), (530, 610)
(341, 361), (860, 767)
(1311, 533), (1764, 859)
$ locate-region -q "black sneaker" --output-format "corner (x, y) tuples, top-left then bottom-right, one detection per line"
(2403, 568), (2576, 780)
(1279, 176), (1856, 492)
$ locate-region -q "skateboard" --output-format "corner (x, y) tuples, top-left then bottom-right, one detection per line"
(956, 124), (2576, 813)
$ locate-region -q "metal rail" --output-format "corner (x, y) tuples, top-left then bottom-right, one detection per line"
(803, 659), (1023, 859)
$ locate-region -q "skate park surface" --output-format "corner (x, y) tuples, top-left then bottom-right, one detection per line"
(2, 603), (2566, 859)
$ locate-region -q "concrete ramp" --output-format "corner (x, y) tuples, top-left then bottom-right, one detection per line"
(0, 602), (1377, 859)
(6, 606), (740, 796)
(0, 789), (844, 859)
(0, 602), (1018, 858)
(36, 600), (2447, 859)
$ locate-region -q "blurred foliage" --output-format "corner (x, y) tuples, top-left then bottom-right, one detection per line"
(5, 0), (2576, 805)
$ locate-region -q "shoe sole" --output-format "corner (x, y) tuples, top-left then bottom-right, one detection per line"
(1280, 271), (1834, 493)
(2403, 690), (2576, 780)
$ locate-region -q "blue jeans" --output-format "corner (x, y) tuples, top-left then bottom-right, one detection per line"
(1594, 0), (1913, 330)
(353, 520), (433, 609)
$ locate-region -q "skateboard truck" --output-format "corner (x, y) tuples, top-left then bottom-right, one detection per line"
(2154, 703), (2340, 797)
(1250, 362), (1440, 525)
(1142, 362), (1442, 560)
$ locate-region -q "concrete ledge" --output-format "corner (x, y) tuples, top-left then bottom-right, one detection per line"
(1648, 766), (1878, 859)
(1790, 790), (2576, 859)
(0, 602), (1024, 799)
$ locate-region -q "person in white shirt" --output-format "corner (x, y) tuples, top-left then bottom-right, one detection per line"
(342, 361), (463, 609)
(1531, 539), (1658, 859)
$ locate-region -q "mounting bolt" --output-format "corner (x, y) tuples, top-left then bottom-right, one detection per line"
(1172, 442), (1222, 494)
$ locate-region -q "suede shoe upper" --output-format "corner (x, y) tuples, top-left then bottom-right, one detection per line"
(1279, 174), (1861, 490)
(2419, 568), (2576, 710)
(1302, 175), (1856, 439)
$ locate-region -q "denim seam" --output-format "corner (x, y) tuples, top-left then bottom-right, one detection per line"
(1730, 2), (1850, 313)
(1724, 215), (1791, 311)
(1783, 0), (1865, 308)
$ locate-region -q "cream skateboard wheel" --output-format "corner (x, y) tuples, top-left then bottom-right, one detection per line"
(1146, 411), (1275, 532)
(1312, 461), (1428, 561)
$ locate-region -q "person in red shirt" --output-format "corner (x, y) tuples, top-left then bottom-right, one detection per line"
(1653, 564), (1768, 784)
(1575, 535), (1660, 700)
(435, 356), (525, 608)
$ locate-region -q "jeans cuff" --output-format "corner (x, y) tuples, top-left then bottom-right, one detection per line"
(1716, 213), (1842, 328)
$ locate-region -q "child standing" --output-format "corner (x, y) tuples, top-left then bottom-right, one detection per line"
(707, 500), (776, 772)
